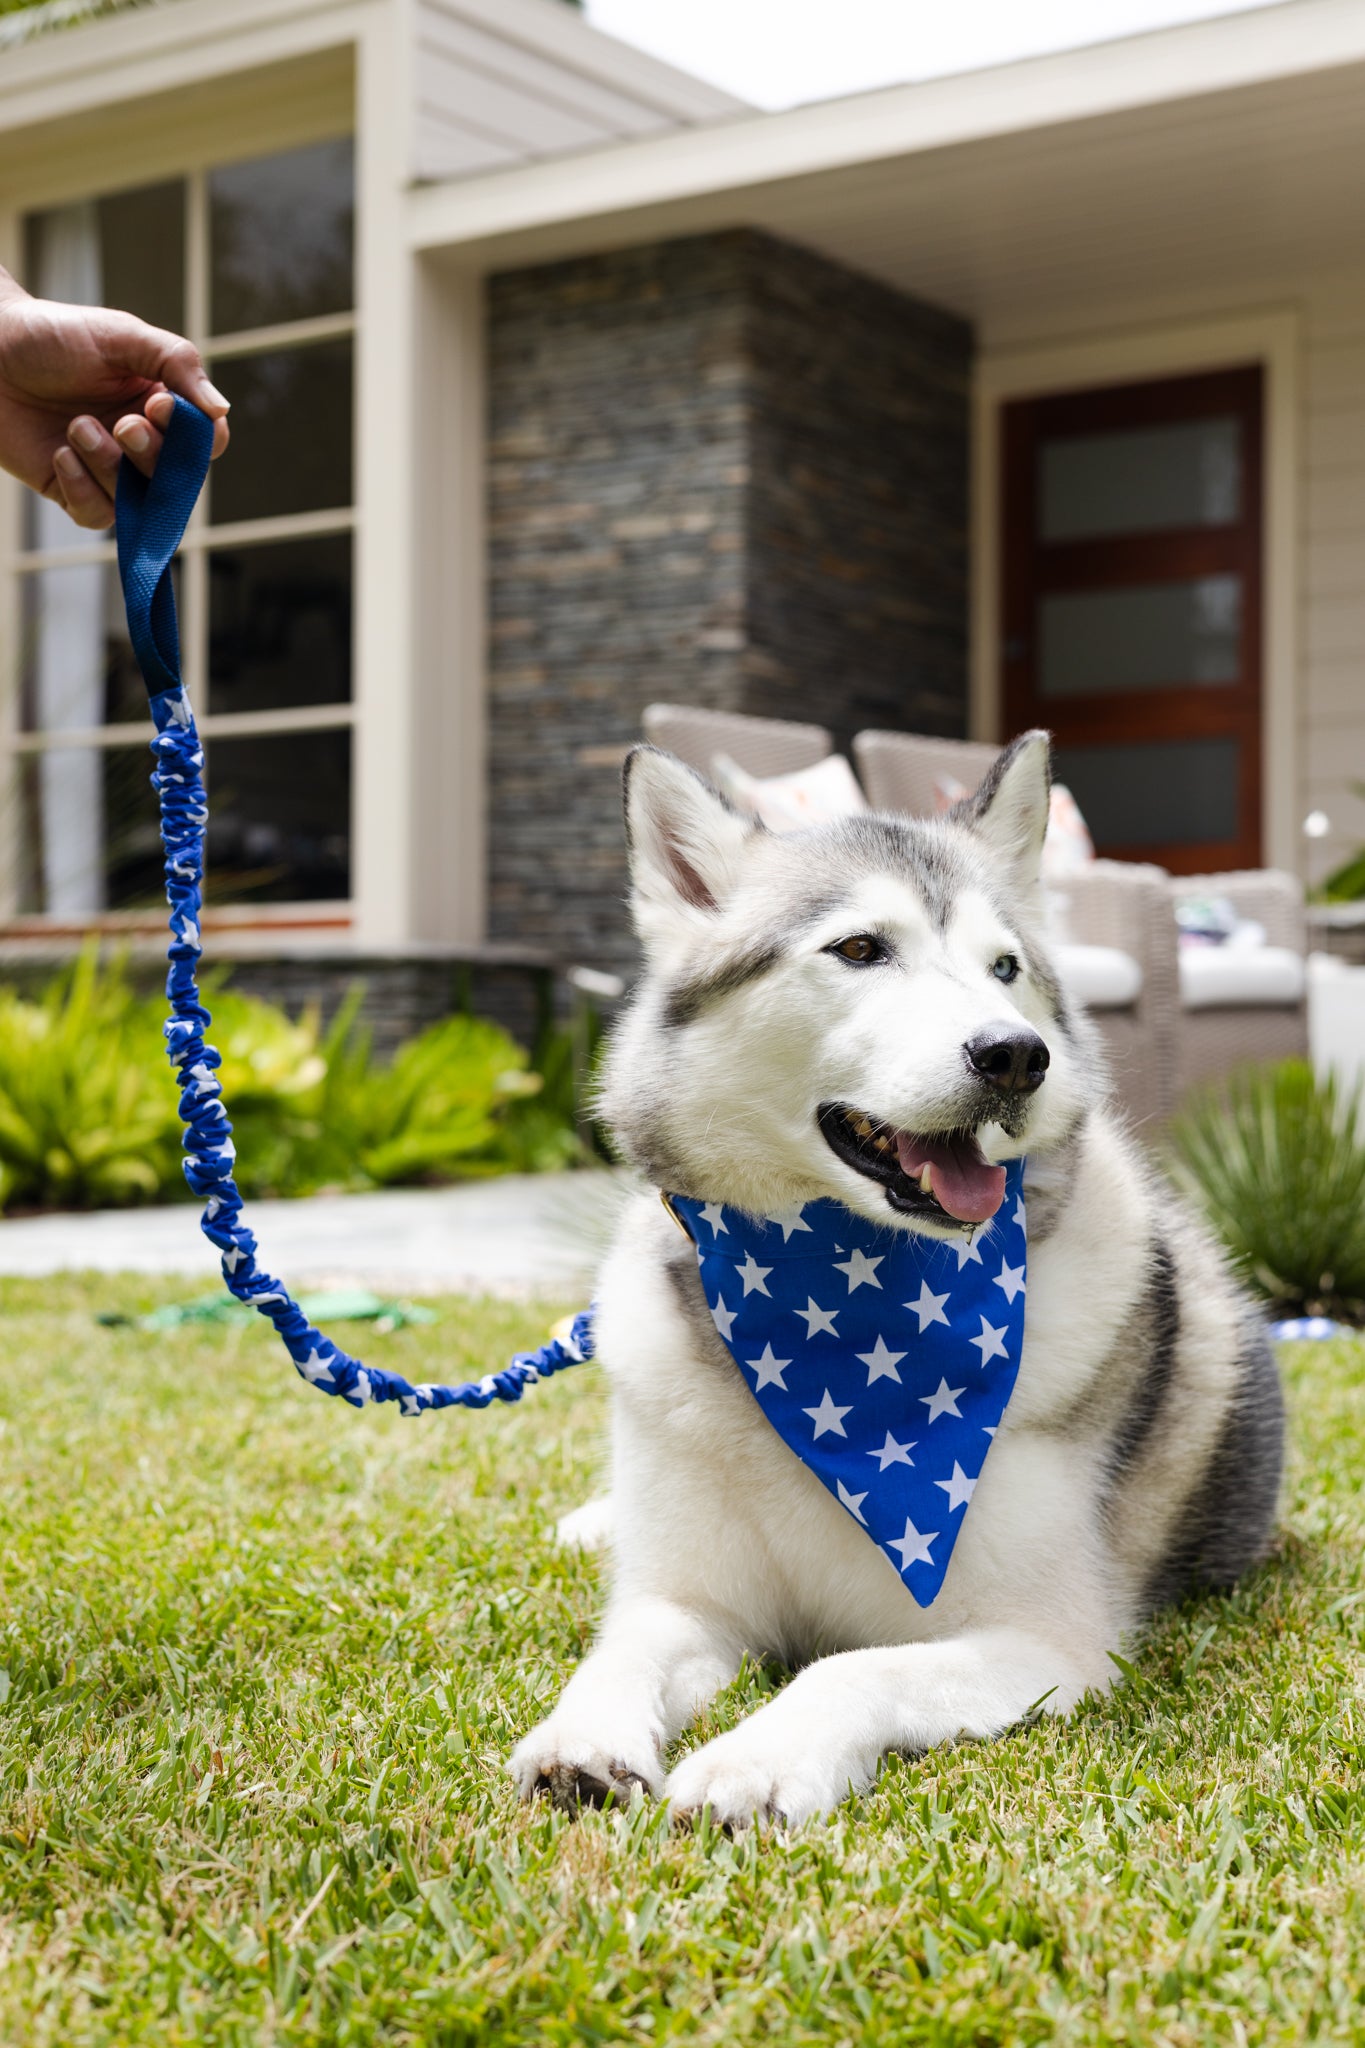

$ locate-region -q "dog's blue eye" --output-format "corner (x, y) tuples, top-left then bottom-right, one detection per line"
(828, 935), (886, 966)
(992, 954), (1021, 984)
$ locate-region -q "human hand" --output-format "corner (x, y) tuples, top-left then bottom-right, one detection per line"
(0, 268), (230, 531)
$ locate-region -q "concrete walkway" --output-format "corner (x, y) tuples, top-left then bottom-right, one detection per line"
(0, 1171), (629, 1298)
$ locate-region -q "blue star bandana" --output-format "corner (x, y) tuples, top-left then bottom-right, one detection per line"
(670, 1164), (1027, 1606)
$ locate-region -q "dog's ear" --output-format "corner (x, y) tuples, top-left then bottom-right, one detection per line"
(955, 730), (1052, 891)
(623, 745), (758, 950)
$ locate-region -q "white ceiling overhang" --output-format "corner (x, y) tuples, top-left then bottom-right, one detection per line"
(410, 0), (1365, 337)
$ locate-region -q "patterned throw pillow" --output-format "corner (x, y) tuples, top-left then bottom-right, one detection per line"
(710, 751), (869, 832)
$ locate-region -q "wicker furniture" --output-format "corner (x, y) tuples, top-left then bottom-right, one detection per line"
(641, 703), (832, 780)
(1171, 870), (1310, 1095)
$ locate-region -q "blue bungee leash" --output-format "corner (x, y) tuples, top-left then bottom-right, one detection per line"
(116, 395), (593, 1413)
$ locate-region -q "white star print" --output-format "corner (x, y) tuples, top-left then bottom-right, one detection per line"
(222, 1243), (246, 1273)
(935, 1461), (978, 1512)
(176, 916), (200, 949)
(921, 1378), (965, 1424)
(953, 1235), (983, 1270)
(298, 1348), (335, 1385)
(1014, 1196), (1027, 1233)
(857, 1335), (907, 1385)
(803, 1388), (852, 1439)
(352, 1369), (373, 1405)
(165, 694), (191, 727)
(736, 1253), (773, 1297)
(887, 1518), (938, 1570)
(793, 1297), (840, 1339)
(993, 1259), (1026, 1305)
(767, 1205), (813, 1242)
(188, 1062), (219, 1096)
(836, 1480), (868, 1524)
(710, 1295), (737, 1341)
(970, 1317), (1010, 1366)
(867, 1430), (916, 1471)
(907, 1281), (950, 1333)
(400, 1394), (423, 1416)
(833, 1247), (884, 1292)
(698, 1202), (728, 1235)
(745, 1344), (793, 1391)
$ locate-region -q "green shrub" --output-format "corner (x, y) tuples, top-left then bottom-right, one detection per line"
(1167, 1058), (1365, 1321)
(0, 948), (586, 1214)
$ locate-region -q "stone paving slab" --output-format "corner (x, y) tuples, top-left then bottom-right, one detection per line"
(0, 1172), (629, 1299)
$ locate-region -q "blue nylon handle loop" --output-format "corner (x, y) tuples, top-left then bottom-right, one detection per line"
(116, 395), (595, 1414)
(115, 394), (214, 698)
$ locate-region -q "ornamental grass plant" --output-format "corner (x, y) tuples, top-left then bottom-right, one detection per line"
(0, 947), (583, 1214)
(1167, 1059), (1365, 1323)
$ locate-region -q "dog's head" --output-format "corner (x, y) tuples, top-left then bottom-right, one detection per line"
(600, 731), (1096, 1239)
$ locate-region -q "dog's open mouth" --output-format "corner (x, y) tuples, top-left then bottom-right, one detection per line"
(818, 1101), (1007, 1227)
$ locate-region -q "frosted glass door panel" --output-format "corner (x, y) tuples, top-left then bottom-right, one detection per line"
(1051, 738), (1239, 849)
(1040, 417), (1242, 540)
(1038, 575), (1241, 698)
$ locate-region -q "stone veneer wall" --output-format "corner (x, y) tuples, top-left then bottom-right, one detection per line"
(487, 228), (972, 977)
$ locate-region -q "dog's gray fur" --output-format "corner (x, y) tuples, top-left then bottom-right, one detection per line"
(511, 732), (1284, 1824)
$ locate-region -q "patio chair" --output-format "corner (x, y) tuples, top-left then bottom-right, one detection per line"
(1170, 870), (1310, 1097)
(852, 729), (1179, 1128)
(641, 703), (832, 780)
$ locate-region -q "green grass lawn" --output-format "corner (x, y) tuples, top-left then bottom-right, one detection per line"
(0, 1274), (1361, 2045)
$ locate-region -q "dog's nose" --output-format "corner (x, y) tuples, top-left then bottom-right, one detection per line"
(965, 1027), (1050, 1095)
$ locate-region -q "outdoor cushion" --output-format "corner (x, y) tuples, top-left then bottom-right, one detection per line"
(710, 750), (867, 830)
(1053, 943), (1144, 1010)
(1179, 946), (1306, 1009)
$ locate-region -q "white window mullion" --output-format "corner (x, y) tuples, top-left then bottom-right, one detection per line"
(183, 167), (209, 715)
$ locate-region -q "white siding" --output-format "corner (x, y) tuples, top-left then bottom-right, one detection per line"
(1301, 282), (1365, 890)
(409, 0), (741, 183)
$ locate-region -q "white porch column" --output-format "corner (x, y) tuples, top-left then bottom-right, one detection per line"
(352, 16), (486, 947)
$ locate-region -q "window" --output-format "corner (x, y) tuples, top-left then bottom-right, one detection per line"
(8, 139), (355, 919)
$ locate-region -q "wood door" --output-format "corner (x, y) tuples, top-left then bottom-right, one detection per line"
(1001, 367), (1263, 872)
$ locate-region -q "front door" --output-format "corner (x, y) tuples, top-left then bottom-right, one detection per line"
(1000, 367), (1263, 872)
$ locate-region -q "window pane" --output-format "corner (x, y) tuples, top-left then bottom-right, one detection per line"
(207, 339), (352, 525)
(208, 536), (352, 714)
(209, 138), (354, 335)
(98, 181), (186, 336)
(25, 180), (183, 335)
(205, 730), (350, 902)
(21, 563), (179, 731)
(17, 745), (164, 914)
(1051, 737), (1239, 848)
(1040, 417), (1242, 540)
(1038, 576), (1241, 698)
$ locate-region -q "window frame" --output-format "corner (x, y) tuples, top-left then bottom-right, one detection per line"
(4, 157), (358, 930)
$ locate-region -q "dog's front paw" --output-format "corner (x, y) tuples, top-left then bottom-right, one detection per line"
(508, 1721), (662, 1813)
(665, 1713), (868, 1830)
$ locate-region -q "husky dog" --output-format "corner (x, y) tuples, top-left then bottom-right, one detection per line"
(510, 732), (1283, 1826)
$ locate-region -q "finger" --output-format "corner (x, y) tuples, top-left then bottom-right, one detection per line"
(90, 310), (231, 422)
(112, 413), (163, 478)
(144, 387), (231, 458)
(67, 414), (122, 499)
(51, 446), (115, 531)
(157, 336), (231, 421)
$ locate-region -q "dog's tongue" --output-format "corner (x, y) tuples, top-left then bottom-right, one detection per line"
(895, 1131), (1007, 1224)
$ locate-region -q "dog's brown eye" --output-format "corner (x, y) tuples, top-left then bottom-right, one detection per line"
(828, 934), (885, 966)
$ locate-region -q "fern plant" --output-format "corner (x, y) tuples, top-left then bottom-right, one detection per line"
(1167, 1059), (1365, 1321)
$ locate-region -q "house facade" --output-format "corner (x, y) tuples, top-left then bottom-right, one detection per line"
(2, 0), (1363, 1023)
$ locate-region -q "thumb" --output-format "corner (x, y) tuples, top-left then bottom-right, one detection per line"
(89, 309), (231, 419)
